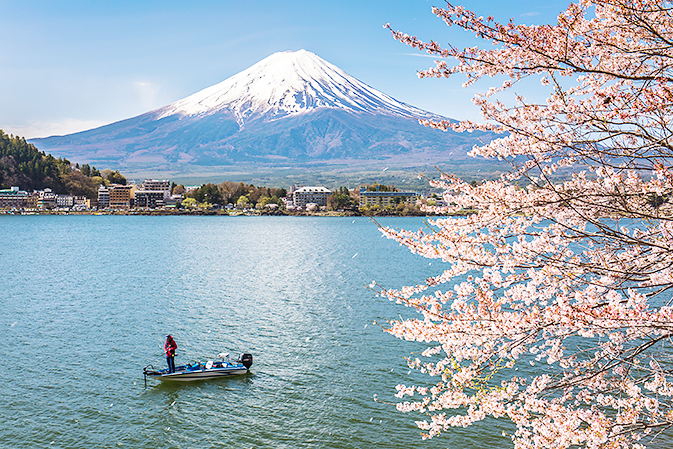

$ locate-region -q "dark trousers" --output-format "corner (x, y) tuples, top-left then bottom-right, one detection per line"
(167, 355), (175, 373)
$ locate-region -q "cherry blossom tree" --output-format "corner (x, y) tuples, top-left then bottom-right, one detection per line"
(377, 1), (673, 447)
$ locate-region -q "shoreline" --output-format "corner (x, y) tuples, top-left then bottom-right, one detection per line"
(0, 209), (396, 217)
(0, 208), (474, 217)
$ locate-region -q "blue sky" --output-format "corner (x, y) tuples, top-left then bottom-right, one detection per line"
(1, 0), (571, 139)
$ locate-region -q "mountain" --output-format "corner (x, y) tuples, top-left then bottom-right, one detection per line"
(31, 50), (496, 179)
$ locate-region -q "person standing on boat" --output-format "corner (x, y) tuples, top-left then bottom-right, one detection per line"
(165, 335), (177, 373)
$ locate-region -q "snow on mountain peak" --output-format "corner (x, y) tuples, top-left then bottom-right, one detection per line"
(158, 49), (433, 124)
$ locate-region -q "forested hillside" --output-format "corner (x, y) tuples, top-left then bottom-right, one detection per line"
(0, 130), (102, 198)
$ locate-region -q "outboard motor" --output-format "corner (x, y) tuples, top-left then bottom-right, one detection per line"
(239, 353), (253, 369)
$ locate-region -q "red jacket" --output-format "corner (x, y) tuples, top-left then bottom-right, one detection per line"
(165, 337), (177, 356)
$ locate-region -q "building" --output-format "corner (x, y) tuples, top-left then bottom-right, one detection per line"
(98, 185), (110, 208)
(292, 186), (331, 208)
(109, 184), (133, 209)
(26, 193), (38, 209)
(141, 179), (170, 193)
(72, 196), (88, 211)
(56, 194), (74, 208)
(0, 187), (28, 209)
(359, 187), (419, 208)
(134, 190), (166, 208)
(133, 179), (172, 207)
(166, 194), (183, 207)
(37, 189), (57, 209)
(142, 179), (171, 201)
(134, 179), (174, 208)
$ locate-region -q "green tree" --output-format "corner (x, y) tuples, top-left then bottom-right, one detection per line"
(366, 182), (396, 192)
(189, 183), (223, 205)
(107, 170), (126, 185)
(258, 196), (272, 207)
(236, 195), (250, 207)
(62, 170), (99, 198)
(0, 129), (68, 191)
(275, 188), (287, 198)
(182, 197), (197, 208)
(327, 186), (355, 210)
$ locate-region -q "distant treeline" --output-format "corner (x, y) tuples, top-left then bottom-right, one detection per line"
(0, 129), (125, 198)
(180, 183), (362, 211)
(179, 182), (288, 207)
(364, 182), (399, 192)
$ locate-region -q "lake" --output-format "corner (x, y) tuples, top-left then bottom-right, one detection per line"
(1, 215), (529, 448)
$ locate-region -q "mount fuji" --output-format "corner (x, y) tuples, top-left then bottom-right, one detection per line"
(31, 50), (493, 177)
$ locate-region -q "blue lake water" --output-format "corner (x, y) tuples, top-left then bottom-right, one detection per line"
(1, 215), (524, 448)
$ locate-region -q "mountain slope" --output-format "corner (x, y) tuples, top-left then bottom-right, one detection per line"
(31, 50), (494, 174)
(156, 49), (438, 123)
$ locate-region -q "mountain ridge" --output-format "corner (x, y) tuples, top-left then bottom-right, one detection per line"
(31, 50), (494, 177)
(155, 49), (441, 124)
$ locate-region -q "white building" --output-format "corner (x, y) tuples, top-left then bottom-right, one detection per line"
(56, 194), (74, 208)
(98, 185), (110, 208)
(0, 187), (28, 209)
(141, 179), (171, 202)
(37, 188), (57, 209)
(142, 179), (170, 191)
(292, 186), (331, 208)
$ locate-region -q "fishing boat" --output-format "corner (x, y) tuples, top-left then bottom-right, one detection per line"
(143, 352), (253, 383)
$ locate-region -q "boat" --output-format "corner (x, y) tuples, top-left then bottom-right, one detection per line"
(143, 352), (253, 383)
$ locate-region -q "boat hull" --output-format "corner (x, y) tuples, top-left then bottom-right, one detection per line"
(144, 363), (250, 382)
(148, 367), (249, 381)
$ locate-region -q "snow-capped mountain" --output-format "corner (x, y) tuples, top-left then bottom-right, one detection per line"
(158, 49), (435, 124)
(31, 50), (492, 175)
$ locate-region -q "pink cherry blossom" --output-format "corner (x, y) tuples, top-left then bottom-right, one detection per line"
(381, 1), (673, 447)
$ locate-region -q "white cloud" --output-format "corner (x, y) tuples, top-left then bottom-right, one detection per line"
(1, 119), (109, 139)
(133, 81), (162, 110)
